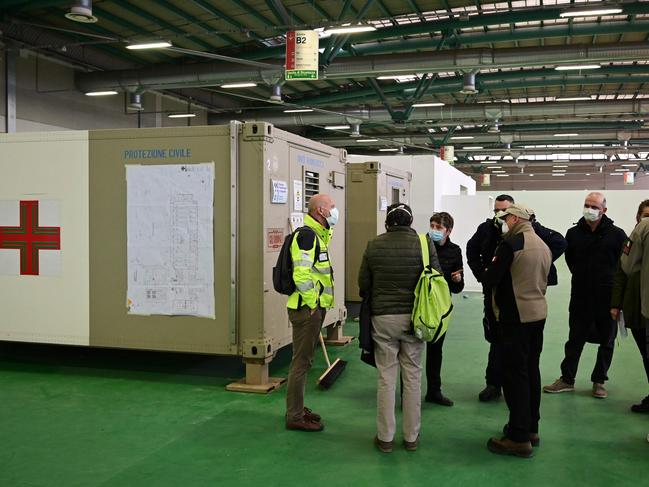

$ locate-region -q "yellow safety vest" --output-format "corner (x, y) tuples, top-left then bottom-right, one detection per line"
(287, 214), (335, 309)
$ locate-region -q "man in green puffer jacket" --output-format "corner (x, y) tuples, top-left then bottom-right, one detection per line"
(358, 203), (441, 453)
(612, 199), (649, 412)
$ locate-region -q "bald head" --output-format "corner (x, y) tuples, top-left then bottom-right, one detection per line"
(308, 193), (336, 227)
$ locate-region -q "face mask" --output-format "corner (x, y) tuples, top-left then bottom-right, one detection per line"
(428, 229), (445, 242)
(583, 207), (600, 222)
(501, 222), (509, 234)
(326, 207), (339, 226)
(492, 216), (503, 229)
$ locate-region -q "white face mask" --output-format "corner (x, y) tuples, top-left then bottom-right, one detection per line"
(326, 207), (339, 226)
(583, 207), (600, 222)
(501, 222), (509, 234)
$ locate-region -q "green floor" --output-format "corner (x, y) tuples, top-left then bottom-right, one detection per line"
(2, 264), (649, 486)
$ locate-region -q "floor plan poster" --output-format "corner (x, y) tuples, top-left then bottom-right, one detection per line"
(126, 163), (215, 318)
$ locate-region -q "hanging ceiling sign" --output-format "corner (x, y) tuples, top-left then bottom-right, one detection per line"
(624, 171), (635, 185)
(285, 30), (319, 80)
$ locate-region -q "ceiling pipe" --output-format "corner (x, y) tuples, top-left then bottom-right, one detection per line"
(208, 100), (649, 126)
(76, 42), (649, 93)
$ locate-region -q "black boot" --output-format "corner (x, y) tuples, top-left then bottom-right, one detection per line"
(478, 385), (501, 402)
(425, 390), (454, 407)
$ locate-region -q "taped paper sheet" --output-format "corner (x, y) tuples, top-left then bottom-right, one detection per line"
(126, 163), (215, 318)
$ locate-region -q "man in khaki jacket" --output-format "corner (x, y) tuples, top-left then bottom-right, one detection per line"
(481, 204), (551, 458)
(621, 217), (649, 321)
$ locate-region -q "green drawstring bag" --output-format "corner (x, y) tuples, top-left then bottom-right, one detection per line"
(411, 234), (453, 342)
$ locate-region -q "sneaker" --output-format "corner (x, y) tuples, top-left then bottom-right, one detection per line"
(286, 418), (324, 432)
(303, 407), (321, 422)
(374, 436), (393, 453)
(592, 382), (608, 399)
(403, 435), (419, 452)
(502, 424), (540, 447)
(487, 437), (533, 458)
(478, 385), (501, 402)
(425, 390), (454, 407)
(631, 396), (649, 413)
(543, 378), (575, 393)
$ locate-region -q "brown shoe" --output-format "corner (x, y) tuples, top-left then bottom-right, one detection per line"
(303, 407), (321, 422)
(487, 437), (533, 458)
(592, 382), (608, 399)
(403, 435), (419, 452)
(286, 418), (324, 432)
(374, 436), (393, 453)
(543, 378), (574, 394)
(503, 424), (540, 447)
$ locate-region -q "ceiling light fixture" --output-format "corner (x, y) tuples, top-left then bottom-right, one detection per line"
(283, 108), (314, 113)
(496, 174), (510, 177)
(325, 125), (350, 130)
(553, 133), (579, 137)
(65, 0), (97, 23)
(357, 138), (379, 143)
(560, 5), (623, 18)
(492, 170), (506, 174)
(324, 24), (376, 35)
(450, 136), (474, 140)
(555, 97), (593, 102)
(463, 146), (484, 150)
(85, 90), (118, 96)
(379, 148), (400, 152)
(622, 163), (639, 167)
(412, 102), (445, 108)
(377, 75), (418, 81)
(126, 41), (172, 50)
(552, 169), (567, 173)
(221, 82), (257, 88)
(554, 65), (601, 71)
(552, 173), (566, 176)
(553, 165), (569, 168)
(168, 113), (196, 118)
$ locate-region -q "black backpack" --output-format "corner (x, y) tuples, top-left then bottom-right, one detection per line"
(272, 226), (320, 295)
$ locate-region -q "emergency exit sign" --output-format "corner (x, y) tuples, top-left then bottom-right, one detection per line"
(285, 30), (319, 80)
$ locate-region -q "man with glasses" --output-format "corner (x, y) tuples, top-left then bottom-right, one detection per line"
(544, 192), (627, 399)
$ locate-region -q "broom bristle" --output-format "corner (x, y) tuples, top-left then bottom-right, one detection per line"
(317, 358), (347, 389)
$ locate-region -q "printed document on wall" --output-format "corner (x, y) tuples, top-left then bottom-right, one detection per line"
(126, 163), (215, 318)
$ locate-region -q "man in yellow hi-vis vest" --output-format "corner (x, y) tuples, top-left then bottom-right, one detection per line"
(285, 193), (338, 432)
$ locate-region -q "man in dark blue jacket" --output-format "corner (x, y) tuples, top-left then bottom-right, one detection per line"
(544, 192), (627, 399)
(467, 195), (567, 402)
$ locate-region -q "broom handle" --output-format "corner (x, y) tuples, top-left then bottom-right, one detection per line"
(319, 333), (332, 368)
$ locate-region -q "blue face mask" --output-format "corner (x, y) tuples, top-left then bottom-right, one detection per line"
(428, 229), (445, 242)
(326, 207), (339, 227)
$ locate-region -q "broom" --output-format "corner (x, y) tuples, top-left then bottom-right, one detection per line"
(317, 333), (347, 389)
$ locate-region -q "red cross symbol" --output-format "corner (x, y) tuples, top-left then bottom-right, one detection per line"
(0, 200), (61, 275)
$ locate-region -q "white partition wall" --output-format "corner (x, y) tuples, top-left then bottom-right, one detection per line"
(479, 190), (646, 237)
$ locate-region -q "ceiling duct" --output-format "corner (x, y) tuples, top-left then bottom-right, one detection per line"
(127, 92), (144, 111)
(76, 42), (649, 93)
(65, 0), (98, 24)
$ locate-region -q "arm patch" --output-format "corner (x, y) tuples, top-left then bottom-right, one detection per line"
(623, 238), (632, 256)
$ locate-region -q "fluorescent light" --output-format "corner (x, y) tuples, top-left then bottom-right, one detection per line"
(481, 161), (498, 164)
(463, 146), (484, 150)
(553, 133), (579, 137)
(325, 125), (350, 130)
(221, 82), (257, 88)
(377, 75), (418, 81)
(529, 174), (535, 177)
(622, 163), (638, 167)
(488, 166), (503, 169)
(586, 173), (591, 176)
(126, 41), (172, 50)
(492, 170), (506, 174)
(283, 108), (314, 113)
(615, 168), (630, 171)
(560, 7), (623, 18)
(412, 102), (445, 107)
(168, 113), (196, 118)
(357, 138), (379, 143)
(552, 173), (566, 176)
(379, 148), (400, 152)
(85, 91), (118, 96)
(324, 24), (376, 35)
(555, 97), (593, 102)
(450, 136), (474, 140)
(552, 169), (567, 173)
(555, 65), (601, 71)
(553, 165), (569, 168)
(610, 172), (624, 176)
(496, 174), (510, 177)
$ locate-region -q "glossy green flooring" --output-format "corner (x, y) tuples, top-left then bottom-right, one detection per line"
(2, 268), (649, 486)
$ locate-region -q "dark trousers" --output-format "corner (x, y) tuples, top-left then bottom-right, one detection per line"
(500, 320), (545, 443)
(425, 332), (447, 394)
(483, 292), (503, 389)
(631, 327), (649, 386)
(560, 312), (617, 384)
